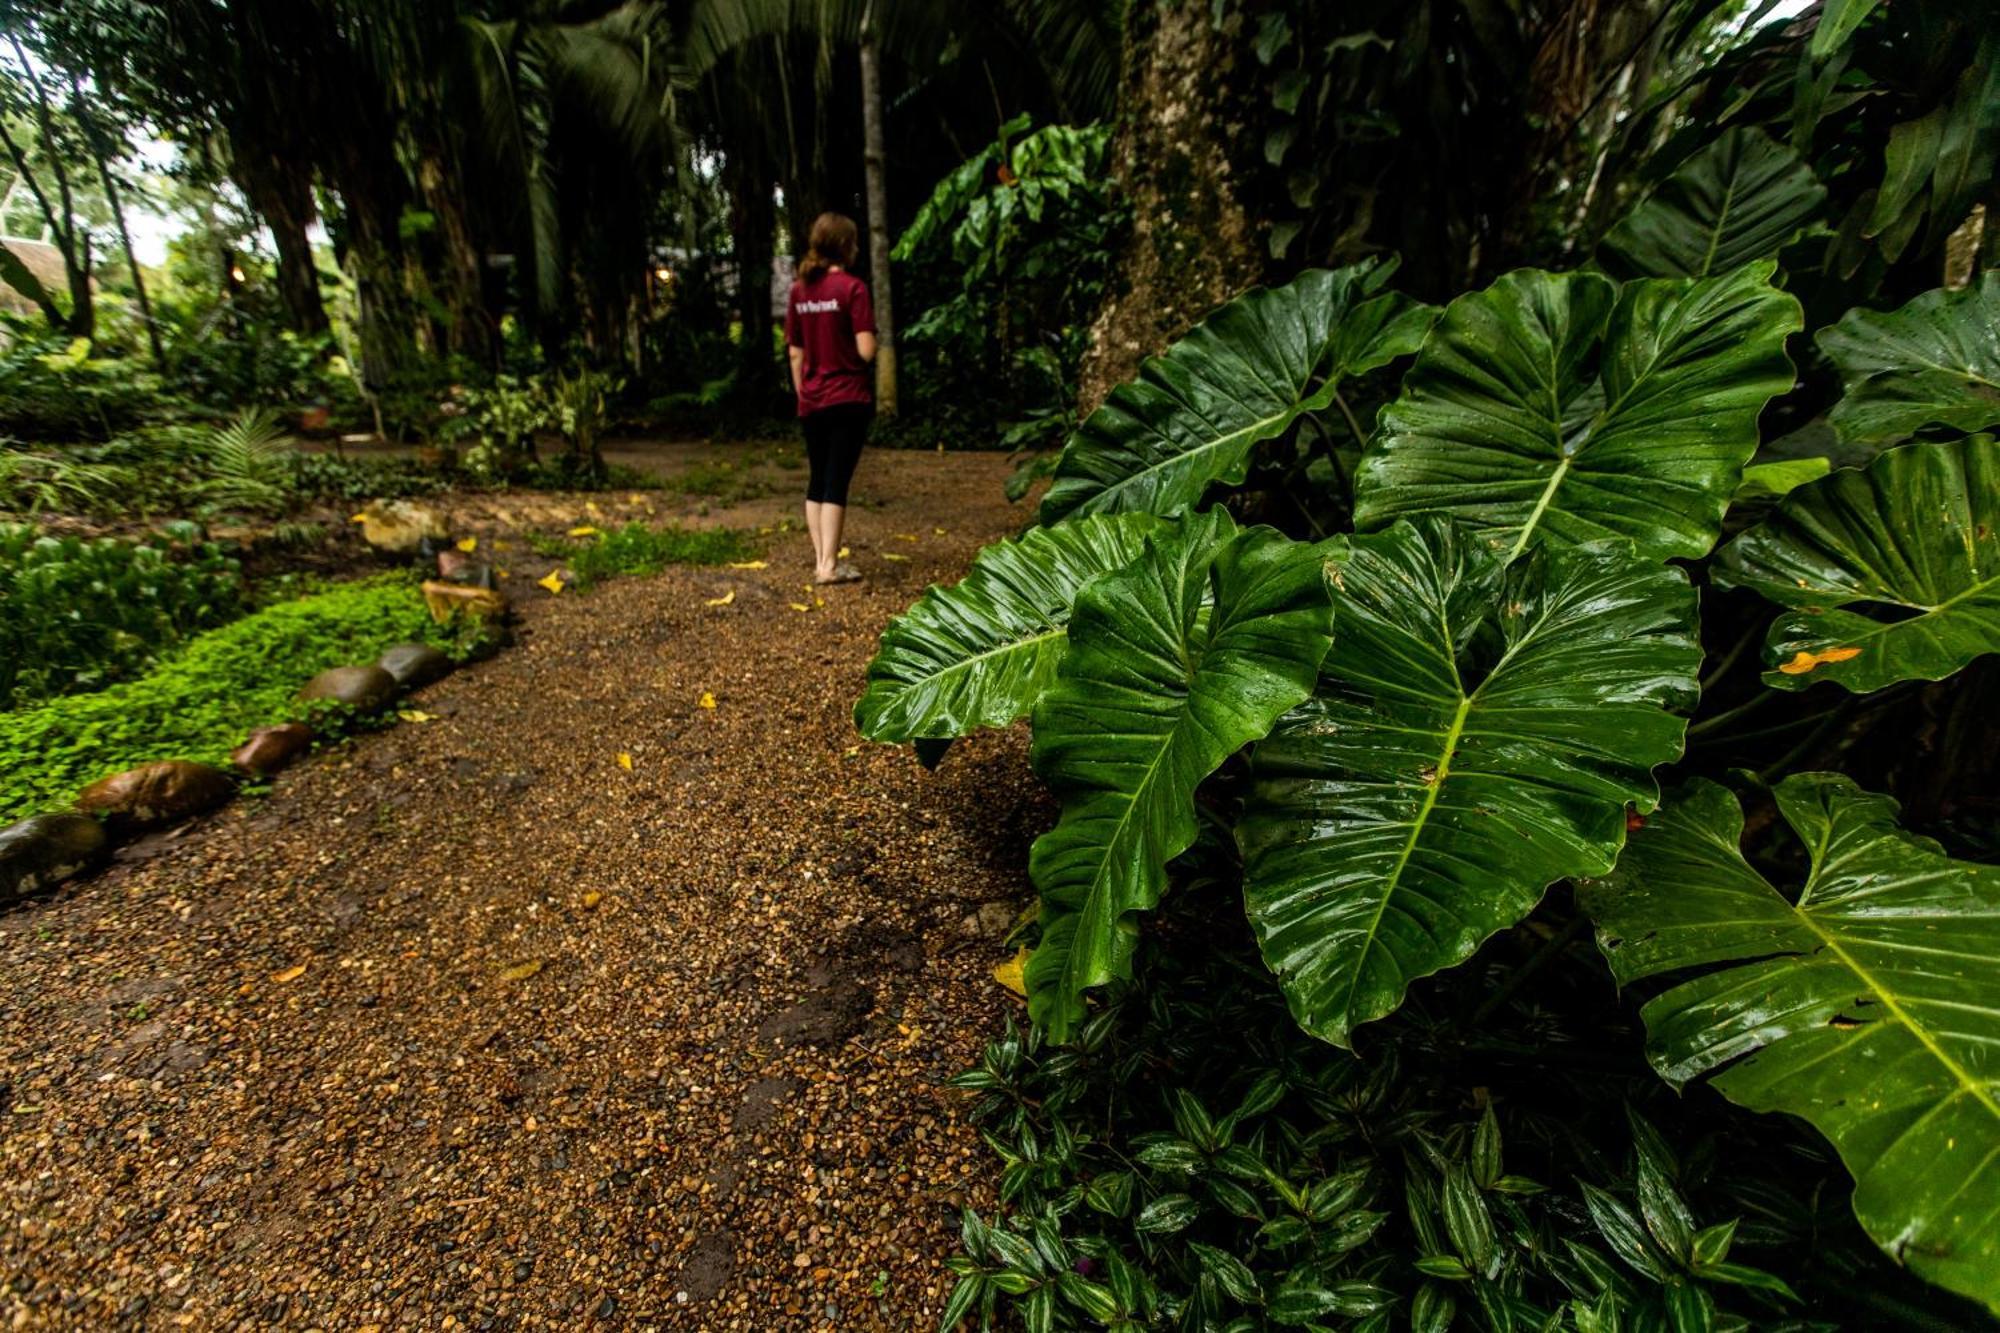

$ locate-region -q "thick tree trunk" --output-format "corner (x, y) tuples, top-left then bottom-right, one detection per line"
(727, 149), (779, 404)
(417, 149), (495, 365)
(1076, 2), (1262, 413)
(231, 141), (330, 337)
(858, 4), (898, 417)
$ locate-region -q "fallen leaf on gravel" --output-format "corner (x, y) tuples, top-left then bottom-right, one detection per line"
(837, 546), (850, 558)
(993, 947), (1030, 998)
(582, 892), (603, 910)
(881, 553), (909, 562)
(706, 589), (736, 607)
(271, 964), (308, 983)
(456, 537), (478, 552)
(617, 752), (633, 771)
(728, 560), (767, 569)
(349, 512), (367, 523)
(895, 533), (918, 542)
(789, 602), (811, 612)
(498, 960), (543, 982)
(934, 528), (947, 535)
(538, 571), (565, 594)
(585, 501), (604, 517)
(699, 692), (717, 709)
(568, 525), (600, 538)
(398, 709), (436, 723)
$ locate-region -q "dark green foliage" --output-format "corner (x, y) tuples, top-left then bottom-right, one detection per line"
(0, 524), (245, 709)
(944, 897), (1979, 1331)
(0, 574), (490, 822)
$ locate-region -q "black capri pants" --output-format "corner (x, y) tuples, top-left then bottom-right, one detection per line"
(802, 402), (872, 505)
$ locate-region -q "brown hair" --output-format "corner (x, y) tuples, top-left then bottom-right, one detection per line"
(798, 212), (859, 283)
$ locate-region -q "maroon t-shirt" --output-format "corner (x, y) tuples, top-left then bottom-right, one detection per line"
(785, 270), (876, 417)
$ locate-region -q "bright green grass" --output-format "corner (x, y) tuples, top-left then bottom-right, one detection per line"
(559, 523), (762, 589)
(0, 574), (488, 822)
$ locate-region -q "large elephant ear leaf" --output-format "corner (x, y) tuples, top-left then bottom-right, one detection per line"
(1819, 273), (2000, 446)
(1238, 517), (1699, 1048)
(1025, 511), (1335, 1037)
(1036, 259), (1435, 525)
(1354, 264), (1801, 562)
(855, 512), (1160, 743)
(1582, 774), (2000, 1314)
(1599, 127), (1828, 279)
(1713, 437), (2000, 692)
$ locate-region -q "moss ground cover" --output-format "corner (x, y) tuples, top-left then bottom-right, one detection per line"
(0, 574), (487, 822)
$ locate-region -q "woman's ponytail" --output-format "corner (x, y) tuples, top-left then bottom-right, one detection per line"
(798, 211), (860, 283)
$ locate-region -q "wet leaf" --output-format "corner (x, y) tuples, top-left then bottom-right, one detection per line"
(498, 960), (543, 982)
(705, 590), (736, 607)
(993, 946), (1031, 997)
(271, 964), (307, 983)
(1777, 646), (1862, 674)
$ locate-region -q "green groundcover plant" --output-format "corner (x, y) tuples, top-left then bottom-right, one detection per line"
(0, 575), (487, 822)
(0, 523), (246, 709)
(546, 522), (762, 590)
(861, 131), (2000, 1321)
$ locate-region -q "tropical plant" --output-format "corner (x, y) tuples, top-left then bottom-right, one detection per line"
(196, 406), (295, 514)
(864, 227), (2000, 1316)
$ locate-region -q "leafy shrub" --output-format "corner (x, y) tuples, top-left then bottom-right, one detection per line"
(0, 524), (245, 709)
(866, 255), (2000, 1314)
(0, 319), (169, 440)
(557, 522), (761, 589)
(943, 896), (1962, 1331)
(0, 574), (489, 821)
(286, 452), (447, 502)
(196, 408), (294, 514)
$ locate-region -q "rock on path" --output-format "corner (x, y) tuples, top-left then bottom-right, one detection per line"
(0, 451), (1048, 1330)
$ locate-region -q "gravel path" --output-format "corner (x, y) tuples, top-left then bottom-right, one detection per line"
(0, 448), (1047, 1330)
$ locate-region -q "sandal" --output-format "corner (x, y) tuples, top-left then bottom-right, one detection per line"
(815, 562), (864, 585)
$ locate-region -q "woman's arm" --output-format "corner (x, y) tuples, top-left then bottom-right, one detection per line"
(789, 344), (807, 396)
(855, 331), (877, 363)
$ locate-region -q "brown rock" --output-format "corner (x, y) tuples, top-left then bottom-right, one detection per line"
(378, 642), (453, 690)
(352, 500), (447, 556)
(0, 814), (108, 903)
(298, 665), (399, 713)
(423, 580), (508, 626)
(76, 762), (233, 828)
(231, 723), (314, 776)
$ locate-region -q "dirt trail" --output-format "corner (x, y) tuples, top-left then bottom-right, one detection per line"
(0, 448), (1048, 1330)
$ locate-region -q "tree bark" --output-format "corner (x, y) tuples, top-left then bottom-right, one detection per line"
(73, 96), (163, 365)
(1075, 2), (1262, 413)
(230, 139), (330, 336)
(726, 144), (779, 404)
(417, 148), (495, 365)
(858, 3), (899, 417)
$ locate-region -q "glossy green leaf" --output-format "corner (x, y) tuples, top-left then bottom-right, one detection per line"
(1038, 260), (1435, 524)
(855, 513), (1158, 742)
(1583, 774), (2000, 1313)
(1239, 518), (1700, 1047)
(1731, 456), (1829, 504)
(1713, 438), (2000, 692)
(1600, 128), (1828, 279)
(1354, 264), (1801, 562)
(1819, 274), (2000, 446)
(1811, 0), (1881, 57)
(1026, 511), (1335, 1037)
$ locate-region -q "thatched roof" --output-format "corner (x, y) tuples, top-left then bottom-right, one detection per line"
(0, 238), (69, 316)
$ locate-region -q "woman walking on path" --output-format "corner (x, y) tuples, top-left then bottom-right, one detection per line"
(787, 212), (877, 585)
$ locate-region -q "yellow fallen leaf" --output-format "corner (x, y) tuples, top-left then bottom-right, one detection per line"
(456, 536), (478, 552)
(538, 571), (565, 594)
(349, 513), (367, 523)
(705, 589), (736, 607)
(881, 552), (909, 562)
(397, 709), (435, 723)
(585, 501), (603, 517)
(993, 946), (1031, 998)
(627, 493), (644, 504)
(896, 532), (918, 542)
(933, 527), (947, 536)
(497, 567), (510, 578)
(617, 752), (634, 771)
(837, 546), (850, 559)
(699, 691), (717, 709)
(1778, 645), (1863, 675)
(728, 560), (768, 570)
(567, 525), (600, 538)
(498, 960), (543, 982)
(271, 964), (307, 983)
(789, 602), (811, 612)
(582, 891), (603, 910)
